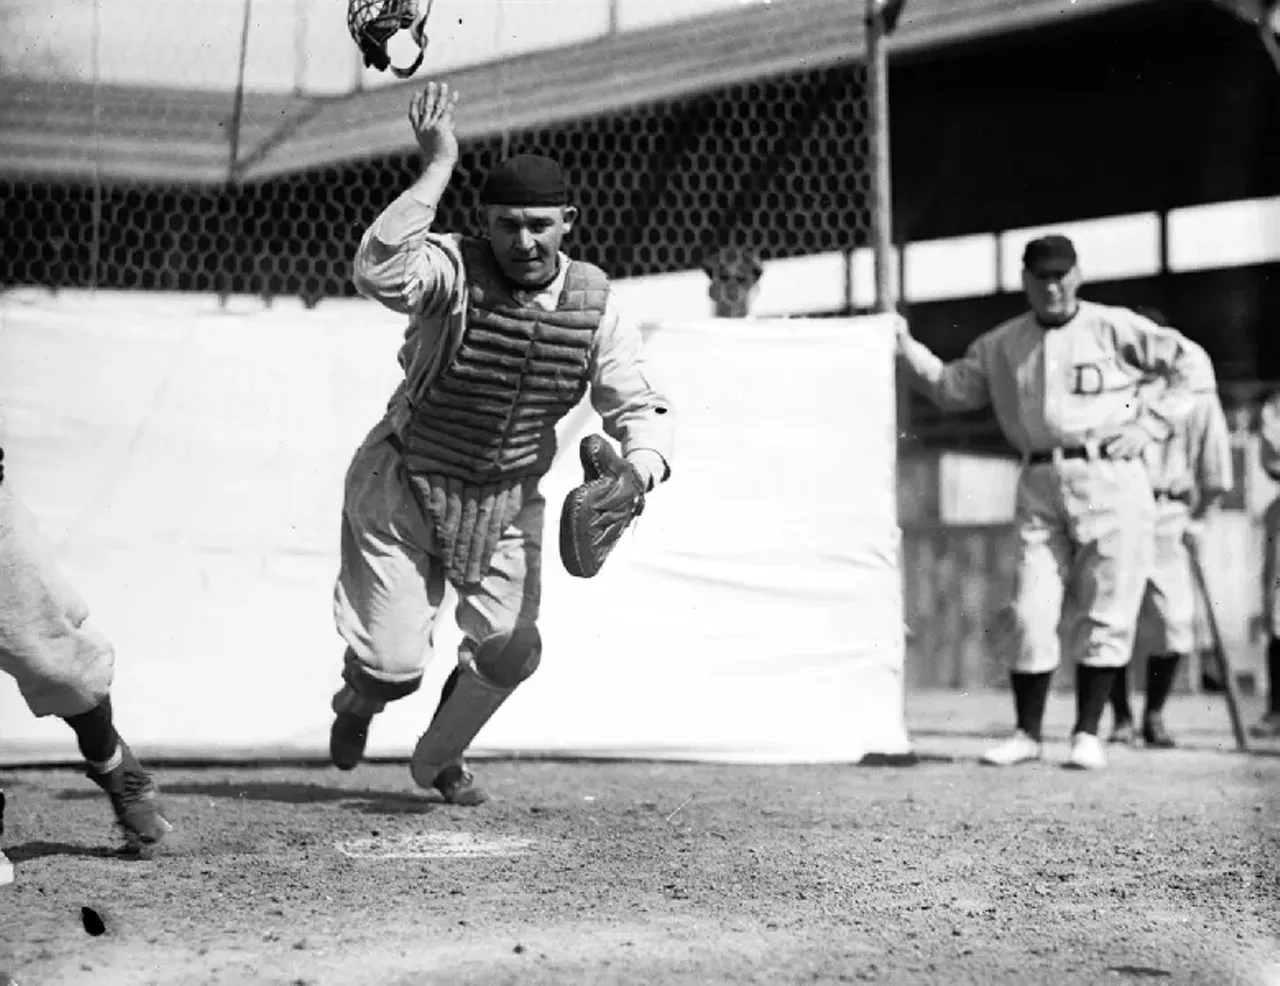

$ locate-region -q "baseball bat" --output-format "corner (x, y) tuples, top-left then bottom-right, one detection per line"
(1184, 533), (1249, 752)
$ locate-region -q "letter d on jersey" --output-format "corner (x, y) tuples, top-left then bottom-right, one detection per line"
(1072, 364), (1103, 395)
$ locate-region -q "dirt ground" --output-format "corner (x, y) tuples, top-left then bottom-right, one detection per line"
(1, 690), (1278, 986)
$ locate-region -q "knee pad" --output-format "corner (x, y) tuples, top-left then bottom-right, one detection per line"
(469, 626), (542, 690)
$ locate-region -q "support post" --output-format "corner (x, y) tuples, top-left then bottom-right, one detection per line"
(865, 0), (895, 314)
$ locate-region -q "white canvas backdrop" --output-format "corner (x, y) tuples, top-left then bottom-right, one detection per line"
(0, 290), (910, 765)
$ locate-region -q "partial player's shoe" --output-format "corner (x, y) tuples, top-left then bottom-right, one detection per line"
(434, 763), (488, 806)
(1108, 719), (1136, 745)
(980, 730), (1043, 766)
(414, 760), (489, 806)
(1064, 732), (1107, 770)
(1142, 712), (1176, 749)
(1249, 711), (1280, 740)
(86, 743), (171, 854)
(330, 713), (372, 771)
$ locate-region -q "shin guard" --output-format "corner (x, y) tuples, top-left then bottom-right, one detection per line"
(410, 626), (541, 789)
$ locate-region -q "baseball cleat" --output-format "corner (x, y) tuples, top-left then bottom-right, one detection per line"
(1141, 712), (1176, 749)
(980, 730), (1043, 766)
(87, 743), (171, 854)
(1249, 712), (1280, 740)
(431, 763), (488, 806)
(1064, 732), (1107, 770)
(330, 712), (372, 771)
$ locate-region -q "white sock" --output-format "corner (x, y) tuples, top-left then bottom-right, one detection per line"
(90, 746), (123, 774)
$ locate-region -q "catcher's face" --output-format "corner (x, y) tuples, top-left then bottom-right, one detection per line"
(483, 205), (577, 288)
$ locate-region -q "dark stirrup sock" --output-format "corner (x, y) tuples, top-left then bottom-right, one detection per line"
(1073, 666), (1118, 736)
(1144, 653), (1184, 716)
(1012, 671), (1052, 741)
(1109, 664), (1133, 724)
(63, 696), (121, 769)
(1268, 637), (1280, 715)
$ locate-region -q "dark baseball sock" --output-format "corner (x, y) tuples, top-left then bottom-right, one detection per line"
(1268, 636), (1280, 714)
(1011, 671), (1052, 741)
(1073, 665), (1118, 737)
(1110, 665), (1133, 724)
(63, 696), (121, 768)
(1144, 653), (1183, 716)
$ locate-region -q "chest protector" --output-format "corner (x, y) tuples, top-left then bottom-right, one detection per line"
(400, 237), (609, 585)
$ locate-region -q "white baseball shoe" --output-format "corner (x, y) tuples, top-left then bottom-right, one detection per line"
(0, 849), (13, 887)
(1064, 732), (1107, 770)
(980, 730), (1043, 766)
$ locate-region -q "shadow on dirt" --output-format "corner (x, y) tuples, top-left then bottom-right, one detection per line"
(55, 780), (445, 814)
(6, 840), (118, 863)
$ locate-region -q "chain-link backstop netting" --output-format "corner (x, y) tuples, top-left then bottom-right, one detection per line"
(0, 63), (875, 308)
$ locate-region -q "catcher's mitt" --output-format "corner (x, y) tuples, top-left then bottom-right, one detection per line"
(347, 0), (431, 78)
(559, 435), (646, 579)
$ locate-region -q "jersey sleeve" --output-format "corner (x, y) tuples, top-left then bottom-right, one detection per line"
(351, 190), (464, 318)
(1114, 313), (1218, 439)
(1194, 396), (1235, 499)
(1261, 393), (1280, 481)
(896, 331), (993, 413)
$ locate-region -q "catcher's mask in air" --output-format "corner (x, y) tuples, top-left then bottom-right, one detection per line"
(347, 0), (433, 78)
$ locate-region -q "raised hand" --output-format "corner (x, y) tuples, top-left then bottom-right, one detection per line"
(408, 81), (460, 168)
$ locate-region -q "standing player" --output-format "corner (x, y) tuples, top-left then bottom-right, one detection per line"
(329, 82), (675, 804)
(1107, 321), (1234, 747)
(1255, 389), (1280, 739)
(895, 235), (1218, 770)
(0, 446), (171, 872)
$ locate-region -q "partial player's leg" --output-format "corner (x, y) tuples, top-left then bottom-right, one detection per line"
(0, 486), (169, 853)
(0, 788), (12, 886)
(1139, 519), (1195, 748)
(1108, 586), (1152, 745)
(982, 467), (1070, 767)
(410, 494), (545, 804)
(1060, 458), (1156, 770)
(1253, 500), (1280, 738)
(330, 436), (447, 769)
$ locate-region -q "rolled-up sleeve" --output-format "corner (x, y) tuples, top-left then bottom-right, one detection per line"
(351, 190), (462, 317)
(588, 299), (675, 486)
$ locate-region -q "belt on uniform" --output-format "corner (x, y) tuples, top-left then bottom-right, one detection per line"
(1024, 445), (1107, 466)
(1153, 489), (1192, 504)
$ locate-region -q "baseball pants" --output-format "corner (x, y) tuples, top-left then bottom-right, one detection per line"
(332, 433), (543, 699)
(0, 485), (115, 718)
(1007, 455), (1156, 674)
(1135, 500), (1196, 656)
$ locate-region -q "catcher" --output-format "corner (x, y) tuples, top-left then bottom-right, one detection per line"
(330, 81), (674, 805)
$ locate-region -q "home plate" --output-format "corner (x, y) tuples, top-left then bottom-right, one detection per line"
(335, 832), (535, 860)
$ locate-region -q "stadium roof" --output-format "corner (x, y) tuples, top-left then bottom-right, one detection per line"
(0, 0), (1156, 185)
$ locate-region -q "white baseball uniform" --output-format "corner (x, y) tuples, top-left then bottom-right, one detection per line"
(1135, 389), (1234, 655)
(898, 301), (1218, 673)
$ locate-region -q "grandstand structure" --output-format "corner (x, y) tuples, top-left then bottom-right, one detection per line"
(1, 0), (1277, 445)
